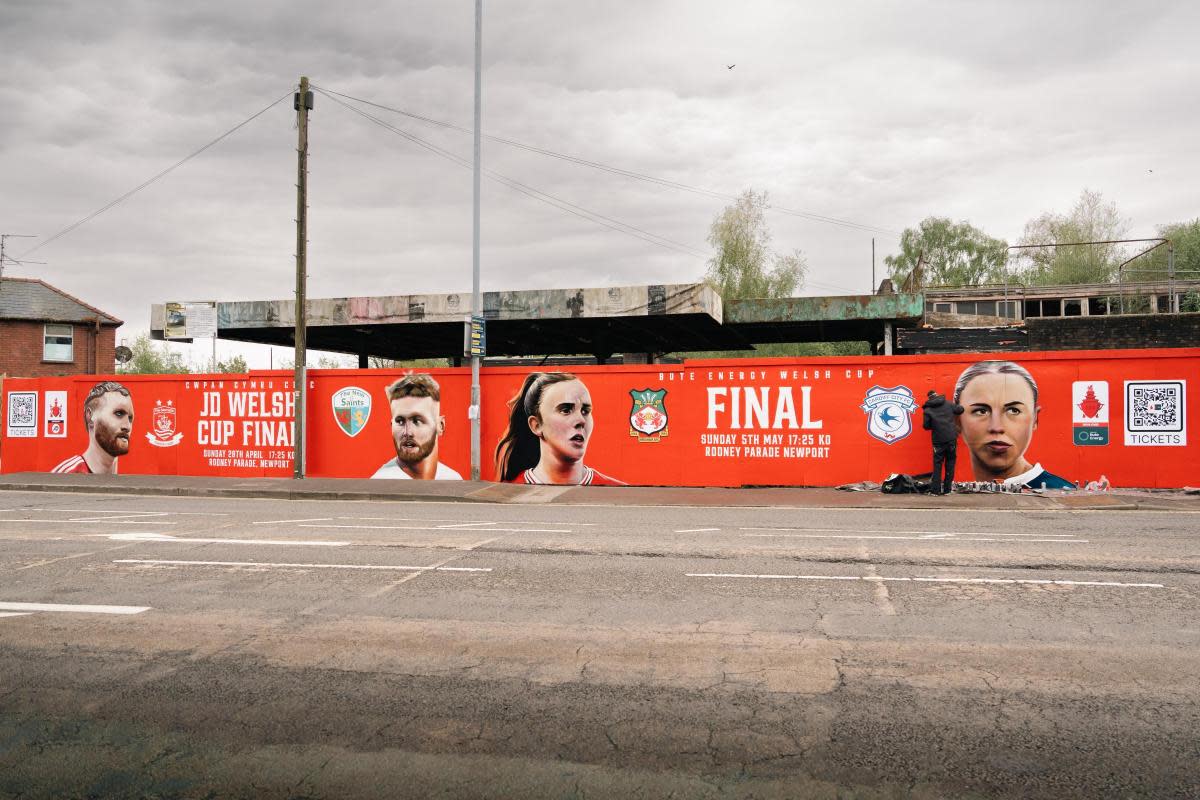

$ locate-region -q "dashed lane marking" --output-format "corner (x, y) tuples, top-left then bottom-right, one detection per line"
(685, 573), (1164, 588)
(0, 519), (176, 526)
(112, 558), (492, 572)
(298, 524), (570, 533)
(742, 526), (1084, 538)
(99, 533), (350, 547)
(0, 601), (152, 614)
(251, 518), (334, 525)
(675, 528), (721, 533)
(741, 532), (1087, 543)
(335, 516), (595, 526)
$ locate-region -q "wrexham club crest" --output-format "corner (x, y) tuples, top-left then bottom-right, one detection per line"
(146, 399), (183, 447)
(629, 388), (668, 442)
(860, 385), (918, 444)
(332, 386), (372, 437)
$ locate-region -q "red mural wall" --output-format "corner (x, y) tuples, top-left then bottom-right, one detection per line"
(2, 349), (1196, 488)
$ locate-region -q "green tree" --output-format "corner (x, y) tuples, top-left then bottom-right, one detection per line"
(884, 217), (1008, 288)
(118, 334), (191, 374)
(1014, 189), (1127, 285)
(1124, 219), (1200, 283)
(689, 190), (867, 357)
(215, 354), (249, 373)
(705, 189), (805, 301)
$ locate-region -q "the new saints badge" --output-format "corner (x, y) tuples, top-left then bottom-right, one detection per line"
(860, 385), (918, 444)
(629, 388), (668, 442)
(146, 399), (183, 447)
(332, 386), (371, 437)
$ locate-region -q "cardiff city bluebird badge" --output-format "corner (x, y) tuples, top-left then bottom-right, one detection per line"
(860, 385), (918, 444)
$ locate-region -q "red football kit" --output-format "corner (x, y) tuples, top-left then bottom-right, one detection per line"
(50, 455), (92, 474)
(512, 466), (625, 486)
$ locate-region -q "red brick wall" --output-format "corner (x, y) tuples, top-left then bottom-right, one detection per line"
(0, 320), (119, 377)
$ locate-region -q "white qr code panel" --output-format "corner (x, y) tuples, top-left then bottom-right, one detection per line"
(1124, 380), (1187, 446)
(6, 391), (39, 438)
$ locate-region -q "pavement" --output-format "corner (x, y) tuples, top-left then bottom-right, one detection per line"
(2, 470), (1199, 511)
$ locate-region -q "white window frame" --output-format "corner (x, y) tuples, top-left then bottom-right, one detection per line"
(43, 323), (74, 363)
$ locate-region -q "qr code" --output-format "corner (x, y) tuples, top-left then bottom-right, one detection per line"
(1128, 382), (1183, 431)
(8, 393), (36, 427)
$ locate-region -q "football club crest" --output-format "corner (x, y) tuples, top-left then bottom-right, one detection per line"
(332, 386), (371, 437)
(45, 390), (68, 438)
(629, 388), (668, 442)
(146, 399), (183, 447)
(1072, 381), (1109, 446)
(860, 385), (918, 444)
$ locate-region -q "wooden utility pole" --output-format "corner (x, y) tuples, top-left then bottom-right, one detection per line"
(293, 76), (312, 479)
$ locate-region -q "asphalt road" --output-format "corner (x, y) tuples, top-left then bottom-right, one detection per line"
(1, 490), (1198, 799)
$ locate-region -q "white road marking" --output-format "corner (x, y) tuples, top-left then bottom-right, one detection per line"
(336, 516), (595, 526)
(100, 533), (350, 547)
(0, 601), (152, 614)
(0, 612), (33, 618)
(112, 559), (492, 572)
(434, 521), (500, 529)
(19, 508), (229, 516)
(742, 526), (1081, 538)
(251, 517), (334, 525)
(675, 528), (721, 533)
(16, 551), (98, 570)
(685, 573), (1164, 588)
(741, 533), (1087, 543)
(0, 519), (176, 526)
(68, 512), (171, 522)
(298, 524), (569, 533)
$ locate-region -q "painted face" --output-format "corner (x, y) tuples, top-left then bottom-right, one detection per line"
(957, 371), (1038, 480)
(530, 379), (593, 466)
(92, 392), (134, 458)
(390, 395), (443, 466)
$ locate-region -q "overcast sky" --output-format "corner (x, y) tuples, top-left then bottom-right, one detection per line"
(1, 0), (1196, 367)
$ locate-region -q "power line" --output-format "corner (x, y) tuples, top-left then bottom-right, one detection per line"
(21, 91), (294, 259)
(319, 88), (863, 294)
(313, 85), (899, 236)
(316, 88), (708, 260)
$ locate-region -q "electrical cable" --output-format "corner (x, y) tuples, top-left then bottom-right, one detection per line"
(317, 88), (708, 260)
(314, 84), (899, 236)
(21, 91), (294, 258)
(320, 88), (863, 293)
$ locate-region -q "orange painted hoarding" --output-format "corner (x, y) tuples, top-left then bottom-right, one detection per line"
(2, 349), (1196, 488)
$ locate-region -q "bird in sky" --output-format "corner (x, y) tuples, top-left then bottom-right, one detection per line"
(726, 64), (736, 69)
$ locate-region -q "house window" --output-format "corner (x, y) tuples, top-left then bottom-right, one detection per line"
(933, 302), (952, 313)
(43, 324), (74, 362)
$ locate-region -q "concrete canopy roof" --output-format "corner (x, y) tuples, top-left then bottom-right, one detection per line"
(725, 294), (925, 344)
(152, 283), (749, 360)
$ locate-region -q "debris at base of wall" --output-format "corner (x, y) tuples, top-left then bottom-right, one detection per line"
(1084, 474), (1112, 492)
(837, 480), (882, 491)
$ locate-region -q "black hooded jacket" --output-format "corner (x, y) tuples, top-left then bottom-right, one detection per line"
(922, 392), (964, 445)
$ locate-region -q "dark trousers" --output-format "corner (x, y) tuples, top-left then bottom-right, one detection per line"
(931, 441), (957, 493)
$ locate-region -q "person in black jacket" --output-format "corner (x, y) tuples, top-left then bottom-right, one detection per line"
(922, 389), (964, 495)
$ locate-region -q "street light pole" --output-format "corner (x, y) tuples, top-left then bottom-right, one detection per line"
(470, 0), (483, 480)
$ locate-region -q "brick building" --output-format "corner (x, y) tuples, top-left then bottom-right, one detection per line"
(0, 277), (122, 377)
